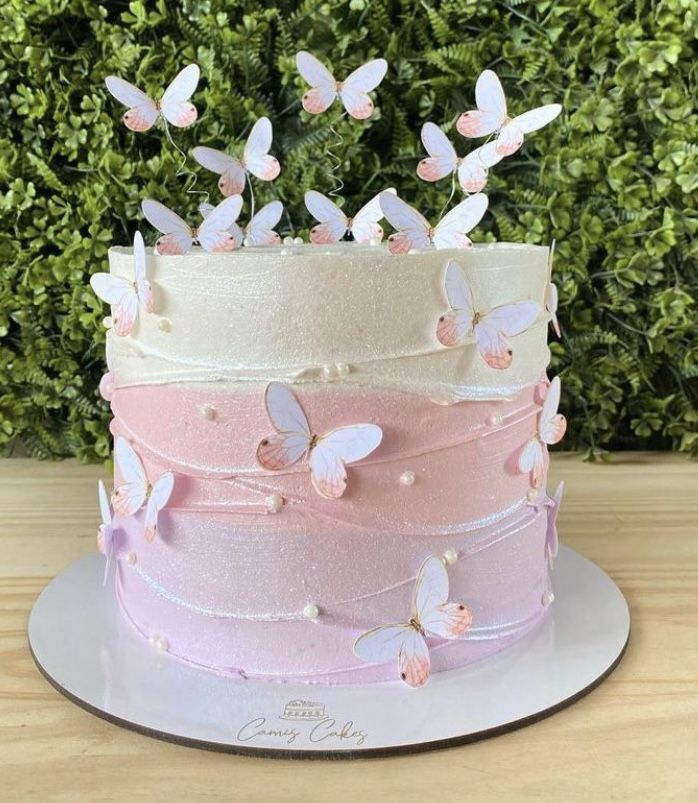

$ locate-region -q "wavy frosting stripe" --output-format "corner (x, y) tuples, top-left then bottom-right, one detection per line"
(107, 242), (551, 401)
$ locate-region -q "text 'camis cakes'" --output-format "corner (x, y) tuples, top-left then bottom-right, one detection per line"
(93, 55), (565, 687)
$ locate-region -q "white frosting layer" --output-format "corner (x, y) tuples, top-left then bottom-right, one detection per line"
(107, 242), (551, 401)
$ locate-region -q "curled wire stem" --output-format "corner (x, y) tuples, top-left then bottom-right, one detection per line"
(161, 118), (209, 207)
(326, 111), (346, 199)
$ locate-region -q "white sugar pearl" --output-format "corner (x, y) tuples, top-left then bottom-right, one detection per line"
(158, 318), (171, 332)
(487, 413), (502, 427)
(156, 636), (170, 652)
(102, 316), (113, 330)
(335, 362), (350, 377)
(400, 471), (416, 486)
(125, 551), (137, 566)
(368, 237), (381, 247)
(265, 493), (284, 514)
(303, 602), (320, 620)
(293, 237), (304, 246)
(542, 590), (555, 607)
(322, 364), (337, 380)
(283, 236), (294, 246)
(280, 248), (290, 256)
(526, 488), (538, 503)
(443, 548), (458, 565)
(201, 403), (216, 420)
(148, 634), (159, 647)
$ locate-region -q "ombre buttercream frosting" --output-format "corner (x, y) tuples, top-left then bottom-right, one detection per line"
(103, 241), (557, 684)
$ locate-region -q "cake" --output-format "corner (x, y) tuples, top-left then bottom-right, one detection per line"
(92, 57), (566, 687)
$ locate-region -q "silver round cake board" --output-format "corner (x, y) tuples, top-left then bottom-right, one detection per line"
(28, 546), (629, 759)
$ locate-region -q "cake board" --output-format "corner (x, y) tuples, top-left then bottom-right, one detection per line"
(28, 545), (629, 758)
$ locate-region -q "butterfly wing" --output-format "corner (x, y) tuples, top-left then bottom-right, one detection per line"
(350, 188), (394, 244)
(192, 146), (246, 197)
(256, 382), (311, 471)
(244, 201), (283, 247)
(474, 301), (540, 369)
(132, 231), (153, 314)
(90, 273), (138, 336)
(458, 141), (502, 192)
(353, 624), (430, 688)
(518, 437), (546, 488)
(511, 104), (562, 134)
(160, 64), (199, 128)
(296, 51), (337, 114)
(141, 199), (193, 255)
(197, 195), (243, 252)
(416, 123), (458, 182)
(98, 479), (112, 527)
(143, 471), (175, 543)
(243, 117), (281, 182)
(414, 555), (473, 640)
(380, 191), (431, 254)
(546, 480), (564, 566)
(111, 437), (148, 516)
(456, 69), (506, 138)
(104, 76), (159, 132)
(546, 282), (561, 337)
(339, 59), (388, 119)
(310, 424), (383, 499)
(432, 192), (489, 250)
(305, 191), (348, 244)
(539, 376), (567, 445)
(436, 260), (475, 347)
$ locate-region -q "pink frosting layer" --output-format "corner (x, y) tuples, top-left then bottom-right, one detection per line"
(106, 383), (553, 684)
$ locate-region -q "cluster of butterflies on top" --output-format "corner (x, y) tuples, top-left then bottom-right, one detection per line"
(92, 53), (566, 686)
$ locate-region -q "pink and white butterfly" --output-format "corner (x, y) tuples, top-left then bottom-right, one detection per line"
(256, 382), (382, 500)
(192, 118), (281, 197)
(417, 123), (502, 193)
(141, 195), (242, 255)
(90, 231), (153, 336)
(456, 70), (562, 156)
(199, 200), (283, 248)
(436, 260), (541, 369)
(380, 192), (488, 254)
(545, 481), (564, 567)
(545, 241), (561, 337)
(304, 189), (395, 245)
(104, 64), (200, 132)
(296, 51), (388, 120)
(111, 437), (175, 543)
(517, 377), (567, 488)
(353, 555), (472, 688)
(97, 480), (117, 586)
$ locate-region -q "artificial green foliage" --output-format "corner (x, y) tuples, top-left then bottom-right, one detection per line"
(1, 0), (696, 460)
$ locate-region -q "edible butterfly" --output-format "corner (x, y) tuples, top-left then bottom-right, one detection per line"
(417, 123), (502, 193)
(256, 382), (383, 500)
(353, 555), (472, 687)
(199, 200), (283, 248)
(141, 195), (242, 255)
(304, 189), (395, 245)
(295, 51), (388, 120)
(112, 436), (175, 543)
(436, 260), (541, 369)
(90, 231), (153, 336)
(192, 117), (281, 197)
(517, 377), (567, 488)
(380, 192), (488, 254)
(456, 70), (562, 156)
(104, 64), (200, 132)
(545, 481), (564, 568)
(545, 241), (561, 338)
(97, 480), (116, 586)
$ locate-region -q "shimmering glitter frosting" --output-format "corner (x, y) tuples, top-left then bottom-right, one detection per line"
(102, 241), (563, 685)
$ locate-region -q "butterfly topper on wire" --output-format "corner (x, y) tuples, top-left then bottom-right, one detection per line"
(192, 117), (281, 198)
(545, 240), (561, 338)
(417, 123), (503, 194)
(97, 479), (118, 586)
(436, 260), (541, 369)
(517, 377), (567, 488)
(353, 554), (473, 687)
(256, 382), (383, 500)
(457, 69), (562, 157)
(380, 191), (489, 254)
(304, 188), (395, 245)
(141, 195), (243, 255)
(90, 231), (153, 337)
(105, 64), (200, 133)
(199, 199), (283, 248)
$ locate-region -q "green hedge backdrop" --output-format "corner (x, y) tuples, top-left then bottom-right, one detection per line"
(1, 0), (696, 460)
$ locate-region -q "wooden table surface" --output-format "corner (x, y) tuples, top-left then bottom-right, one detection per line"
(1, 453), (696, 802)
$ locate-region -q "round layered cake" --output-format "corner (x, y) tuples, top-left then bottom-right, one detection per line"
(100, 241), (563, 685)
